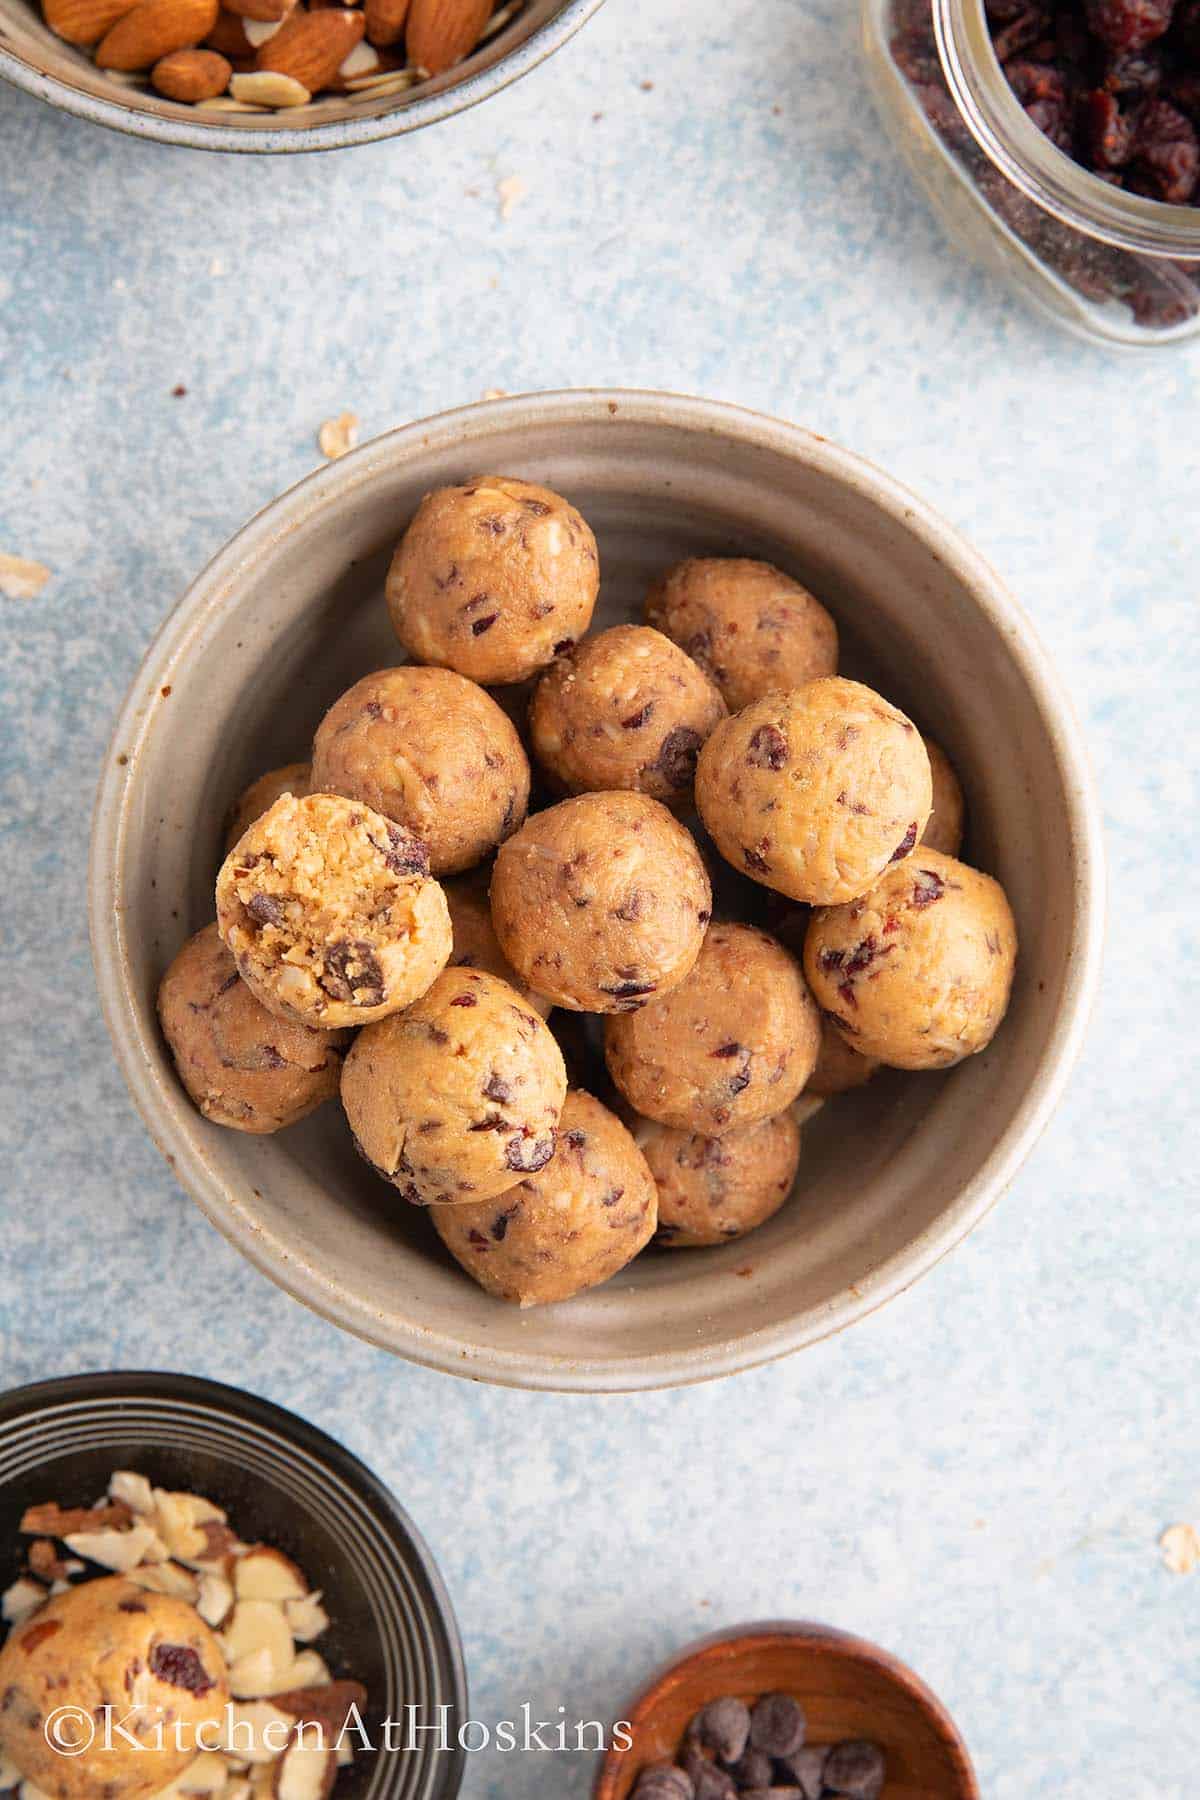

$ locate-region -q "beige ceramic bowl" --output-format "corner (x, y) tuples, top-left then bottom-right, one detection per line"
(89, 390), (1103, 1391)
(0, 0), (603, 153)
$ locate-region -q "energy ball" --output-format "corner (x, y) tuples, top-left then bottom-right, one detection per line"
(430, 1089), (656, 1306)
(340, 966), (567, 1205)
(604, 922), (820, 1136)
(638, 1111), (801, 1248)
(529, 624), (726, 805)
(695, 677), (932, 906)
(158, 923), (350, 1133)
(490, 792), (712, 1013)
(216, 792), (452, 1031)
(806, 1015), (882, 1097)
(224, 760), (311, 852)
(386, 475), (599, 685)
(444, 870), (552, 1018)
(0, 1576), (229, 1800)
(921, 735), (966, 857)
(804, 848), (1018, 1070)
(645, 556), (838, 712)
(311, 665), (529, 876)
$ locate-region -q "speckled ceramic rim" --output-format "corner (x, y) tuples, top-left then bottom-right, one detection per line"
(0, 1371), (468, 1800)
(0, 0), (604, 153)
(88, 389), (1106, 1392)
(593, 1620), (980, 1799)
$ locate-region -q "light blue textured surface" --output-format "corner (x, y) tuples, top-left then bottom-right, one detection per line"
(1, 1), (1198, 1794)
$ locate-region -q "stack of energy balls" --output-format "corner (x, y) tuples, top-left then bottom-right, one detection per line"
(158, 475), (1017, 1310)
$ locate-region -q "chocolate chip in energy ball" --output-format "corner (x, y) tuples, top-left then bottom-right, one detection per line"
(823, 1738), (886, 1800)
(687, 1695), (752, 1765)
(748, 1692), (806, 1759)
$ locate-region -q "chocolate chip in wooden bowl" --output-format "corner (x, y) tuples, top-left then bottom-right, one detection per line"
(823, 1739), (886, 1800)
(687, 1695), (752, 1765)
(632, 1766), (695, 1800)
(748, 1691), (807, 1759)
(775, 1743), (829, 1798)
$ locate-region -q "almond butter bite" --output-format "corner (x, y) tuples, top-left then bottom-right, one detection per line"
(636, 1110), (802, 1249)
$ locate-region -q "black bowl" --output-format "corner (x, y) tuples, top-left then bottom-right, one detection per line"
(0, 1372), (466, 1800)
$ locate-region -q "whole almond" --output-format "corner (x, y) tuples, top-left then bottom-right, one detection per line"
(256, 6), (362, 88)
(405, 0), (491, 73)
(96, 0), (219, 67)
(222, 0), (294, 21)
(42, 0), (140, 44)
(362, 0), (407, 48)
(204, 8), (252, 51)
(151, 44), (230, 95)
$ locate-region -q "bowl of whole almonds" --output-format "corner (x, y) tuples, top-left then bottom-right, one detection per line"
(0, 0), (604, 150)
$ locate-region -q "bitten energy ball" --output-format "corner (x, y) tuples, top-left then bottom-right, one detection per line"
(0, 1576), (228, 1800)
(804, 848), (1018, 1070)
(638, 1110), (801, 1247)
(490, 792), (712, 1013)
(158, 923), (349, 1133)
(445, 870), (552, 1019)
(529, 625), (726, 804)
(311, 665), (530, 876)
(645, 556), (838, 712)
(340, 967), (567, 1204)
(387, 475), (599, 685)
(431, 1089), (657, 1306)
(605, 922), (820, 1135)
(921, 735), (966, 857)
(695, 677), (932, 906)
(807, 1014), (882, 1097)
(216, 792), (451, 1030)
(224, 761), (311, 853)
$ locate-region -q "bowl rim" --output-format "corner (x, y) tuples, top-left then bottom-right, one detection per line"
(591, 1618), (980, 1798)
(0, 0), (605, 154)
(0, 1368), (470, 1798)
(88, 386), (1106, 1393)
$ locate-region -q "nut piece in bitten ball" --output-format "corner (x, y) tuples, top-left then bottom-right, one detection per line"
(224, 761), (312, 853)
(386, 476), (599, 684)
(444, 869), (552, 1018)
(695, 677), (932, 906)
(216, 792), (452, 1030)
(158, 923), (349, 1133)
(645, 556), (838, 712)
(340, 967), (566, 1205)
(637, 1109), (801, 1247)
(0, 1576), (228, 1800)
(529, 625), (726, 805)
(490, 792), (712, 1013)
(430, 1089), (656, 1306)
(311, 666), (530, 875)
(605, 922), (820, 1136)
(806, 1013), (882, 1097)
(921, 735), (966, 857)
(804, 848), (1018, 1070)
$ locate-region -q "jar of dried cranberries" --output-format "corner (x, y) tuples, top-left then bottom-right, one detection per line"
(862, 0), (1200, 344)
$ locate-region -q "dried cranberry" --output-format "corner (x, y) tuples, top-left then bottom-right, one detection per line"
(1131, 98), (1200, 200)
(1084, 88), (1137, 165)
(149, 1644), (215, 1696)
(1084, 0), (1175, 52)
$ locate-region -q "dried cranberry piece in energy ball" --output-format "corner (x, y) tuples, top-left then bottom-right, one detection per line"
(687, 1696), (752, 1765)
(823, 1738), (886, 1800)
(747, 1693), (806, 1759)
(1084, 0), (1175, 52)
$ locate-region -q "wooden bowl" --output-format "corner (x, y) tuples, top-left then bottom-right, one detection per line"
(593, 1621), (979, 1800)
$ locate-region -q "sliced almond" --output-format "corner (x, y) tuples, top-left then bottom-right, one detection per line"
(234, 1548), (308, 1603)
(284, 1651), (329, 1689)
(255, 7), (362, 91)
(1, 1578), (47, 1626)
(109, 1470), (156, 1515)
(274, 1736), (335, 1800)
(226, 1784), (253, 1800)
(64, 1522), (161, 1573)
(95, 0), (221, 69)
(169, 1754), (230, 1797)
(20, 1500), (132, 1536)
(19, 1781), (55, 1800)
(271, 1682), (366, 1744)
(229, 69), (310, 104)
(243, 16), (279, 41)
(127, 1561), (200, 1601)
(0, 1752), (21, 1789)
(224, 1602), (297, 1697)
(27, 1540), (71, 1583)
(283, 1591), (329, 1644)
(221, 1702), (295, 1765)
(249, 1769), (276, 1800)
(405, 0), (492, 74)
(197, 1570), (236, 1629)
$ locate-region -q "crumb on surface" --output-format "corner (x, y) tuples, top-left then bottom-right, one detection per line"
(1160, 1523), (1200, 1574)
(0, 554), (51, 601)
(318, 412), (360, 461)
(497, 175), (527, 221)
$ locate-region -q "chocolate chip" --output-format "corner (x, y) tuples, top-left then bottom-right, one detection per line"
(622, 703), (655, 730)
(689, 1697), (751, 1765)
(712, 1040), (743, 1058)
(614, 887), (648, 922)
(148, 1644), (215, 1696)
(491, 1207), (517, 1241)
(890, 821), (918, 861)
(483, 1072), (512, 1103)
(467, 1228), (490, 1250)
(746, 723), (788, 769)
(563, 1129), (587, 1149)
(523, 498), (551, 516)
(246, 892), (284, 926)
(633, 1768), (694, 1800)
(911, 869), (946, 906)
(320, 939), (384, 1007)
(478, 515), (506, 535)
(471, 614), (499, 635)
(553, 638), (576, 654)
(728, 1749), (773, 1789)
(656, 725), (703, 789)
(505, 1133), (555, 1172)
(381, 824), (430, 876)
(822, 1740), (884, 1800)
(469, 1112), (507, 1132)
(776, 1745), (828, 1799)
(748, 1693), (805, 1758)
(690, 1762), (737, 1800)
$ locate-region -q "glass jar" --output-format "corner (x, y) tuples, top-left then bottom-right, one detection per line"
(861, 0), (1200, 346)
